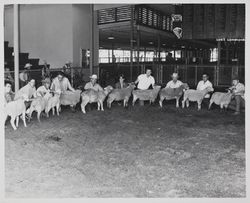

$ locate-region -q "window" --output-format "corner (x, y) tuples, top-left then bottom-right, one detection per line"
(210, 48), (218, 62)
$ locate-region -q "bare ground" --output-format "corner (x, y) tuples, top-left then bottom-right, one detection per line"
(5, 102), (245, 198)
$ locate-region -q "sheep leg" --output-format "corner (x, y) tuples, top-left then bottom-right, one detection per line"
(16, 116), (19, 127)
(176, 97), (179, 108)
(22, 112), (27, 127)
(123, 99), (126, 107)
(159, 97), (164, 108)
(197, 101), (201, 110)
(52, 107), (55, 116)
(132, 96), (137, 106)
(220, 104), (224, 112)
(10, 117), (17, 130)
(97, 102), (101, 111)
(56, 104), (60, 116)
(37, 111), (41, 123)
(28, 107), (33, 121)
(124, 98), (129, 107)
(182, 98), (186, 108)
(81, 102), (88, 114)
(100, 101), (104, 111)
(107, 98), (113, 108)
(186, 99), (190, 108)
(45, 108), (50, 118)
(208, 101), (213, 110)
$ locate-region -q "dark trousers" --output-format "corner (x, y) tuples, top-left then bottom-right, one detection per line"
(20, 80), (27, 88)
(228, 96), (245, 112)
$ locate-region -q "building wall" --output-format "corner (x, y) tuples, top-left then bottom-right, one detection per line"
(4, 4), (98, 70)
(72, 4), (91, 67)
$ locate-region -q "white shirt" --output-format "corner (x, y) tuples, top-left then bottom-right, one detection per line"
(166, 80), (183, 88)
(19, 71), (28, 82)
(51, 77), (74, 93)
(36, 86), (50, 97)
(230, 82), (245, 99)
(196, 80), (213, 98)
(137, 74), (155, 90)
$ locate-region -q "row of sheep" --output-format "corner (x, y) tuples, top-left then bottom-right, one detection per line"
(4, 82), (233, 131)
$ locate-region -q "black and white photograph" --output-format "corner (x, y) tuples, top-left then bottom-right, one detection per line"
(0, 0), (248, 201)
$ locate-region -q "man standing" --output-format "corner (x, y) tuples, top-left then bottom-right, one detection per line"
(135, 69), (155, 105)
(228, 77), (245, 115)
(19, 63), (32, 88)
(165, 73), (183, 88)
(115, 74), (128, 89)
(135, 69), (155, 90)
(50, 71), (76, 112)
(84, 74), (103, 91)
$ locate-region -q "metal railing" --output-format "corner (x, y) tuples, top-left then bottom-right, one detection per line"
(4, 67), (87, 90)
(98, 63), (245, 87)
(5, 64), (244, 92)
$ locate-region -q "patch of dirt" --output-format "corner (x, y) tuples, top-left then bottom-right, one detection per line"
(5, 103), (245, 197)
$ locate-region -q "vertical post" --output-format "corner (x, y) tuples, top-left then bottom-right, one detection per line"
(136, 27), (140, 75)
(144, 47), (146, 63)
(225, 41), (229, 65)
(112, 43), (114, 63)
(157, 34), (161, 83)
(130, 5), (134, 82)
(108, 49), (110, 63)
(90, 4), (94, 75)
(217, 41), (221, 86)
(14, 4), (19, 92)
(195, 65), (198, 85)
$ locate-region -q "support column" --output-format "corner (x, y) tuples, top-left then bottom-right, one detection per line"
(157, 34), (161, 83)
(14, 4), (19, 92)
(130, 6), (134, 82)
(136, 27), (140, 73)
(89, 4), (94, 75)
(225, 41), (229, 65)
(217, 41), (221, 86)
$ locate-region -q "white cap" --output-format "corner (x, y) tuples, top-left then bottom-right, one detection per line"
(90, 74), (98, 79)
(24, 63), (32, 69)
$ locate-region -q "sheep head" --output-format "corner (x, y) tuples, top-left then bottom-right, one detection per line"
(104, 85), (114, 95)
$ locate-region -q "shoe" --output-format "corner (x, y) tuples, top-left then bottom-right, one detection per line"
(233, 112), (240, 115)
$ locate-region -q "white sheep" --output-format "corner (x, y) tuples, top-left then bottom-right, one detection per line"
(28, 92), (52, 122)
(4, 94), (29, 130)
(107, 83), (136, 108)
(182, 86), (214, 110)
(132, 85), (161, 106)
(81, 86), (113, 114)
(45, 90), (61, 117)
(60, 89), (82, 107)
(159, 83), (189, 108)
(209, 92), (233, 110)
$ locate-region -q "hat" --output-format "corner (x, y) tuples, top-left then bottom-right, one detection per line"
(42, 78), (51, 84)
(171, 73), (179, 78)
(66, 61), (72, 65)
(24, 63), (32, 69)
(90, 74), (98, 79)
